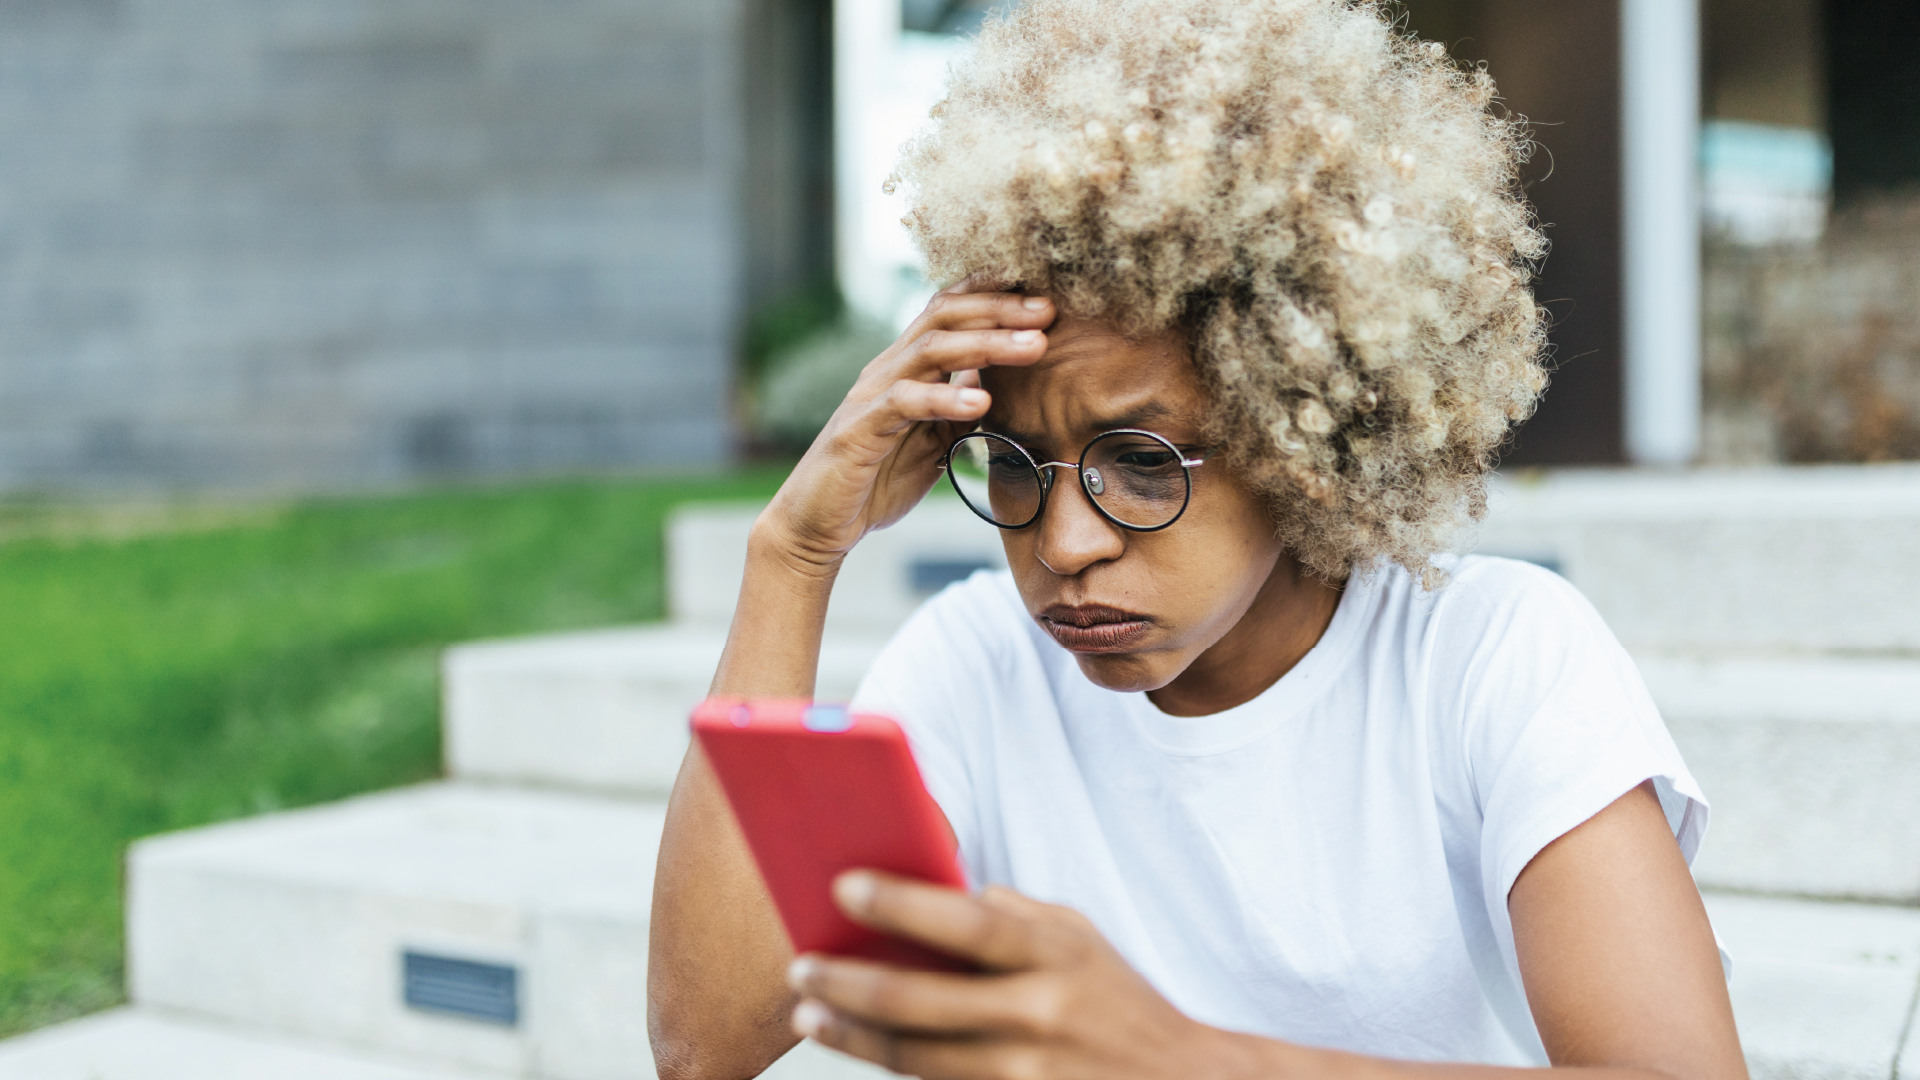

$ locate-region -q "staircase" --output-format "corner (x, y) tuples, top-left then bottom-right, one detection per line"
(2, 468), (1918, 1079)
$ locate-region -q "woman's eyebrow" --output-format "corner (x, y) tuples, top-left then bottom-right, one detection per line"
(1094, 403), (1174, 430)
(988, 404), (1179, 448)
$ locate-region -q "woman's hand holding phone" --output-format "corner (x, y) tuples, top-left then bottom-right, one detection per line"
(788, 870), (1263, 1080)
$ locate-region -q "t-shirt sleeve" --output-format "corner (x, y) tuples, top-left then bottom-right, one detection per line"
(850, 571), (1013, 881)
(1432, 560), (1712, 978)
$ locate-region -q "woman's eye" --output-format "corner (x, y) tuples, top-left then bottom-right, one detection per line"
(987, 453), (1028, 470)
(1115, 449), (1177, 469)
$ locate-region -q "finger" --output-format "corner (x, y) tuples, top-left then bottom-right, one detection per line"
(949, 368), (981, 391)
(978, 884), (1074, 921)
(834, 871), (1042, 971)
(861, 380), (992, 437)
(788, 955), (1050, 1035)
(795, 1000), (1041, 1080)
(911, 290), (1055, 334)
(893, 327), (1047, 381)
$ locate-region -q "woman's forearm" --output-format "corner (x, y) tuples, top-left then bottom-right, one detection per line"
(648, 285), (1045, 1080)
(1228, 1037), (1681, 1080)
(707, 519), (841, 698)
(1227, 1036), (1687, 1080)
(648, 525), (842, 1080)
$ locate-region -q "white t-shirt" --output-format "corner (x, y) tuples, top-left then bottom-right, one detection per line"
(851, 555), (1709, 1064)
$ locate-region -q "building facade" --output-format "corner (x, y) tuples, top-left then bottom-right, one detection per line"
(0, 0), (831, 490)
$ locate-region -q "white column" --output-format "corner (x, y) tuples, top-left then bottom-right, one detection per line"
(1621, 0), (1702, 466)
(834, 0), (902, 321)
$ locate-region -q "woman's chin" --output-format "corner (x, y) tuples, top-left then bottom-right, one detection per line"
(1073, 652), (1184, 695)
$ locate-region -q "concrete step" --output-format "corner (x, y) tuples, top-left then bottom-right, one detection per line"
(1473, 466), (1920, 654)
(1705, 892), (1920, 1080)
(126, 783), (886, 1080)
(0, 1007), (885, 1080)
(665, 467), (1920, 655)
(1651, 656), (1920, 903)
(667, 496), (1006, 637)
(0, 1008), (495, 1080)
(443, 627), (887, 796)
(98, 785), (1920, 1078)
(444, 619), (1920, 903)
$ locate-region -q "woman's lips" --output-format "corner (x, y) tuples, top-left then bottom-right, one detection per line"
(1037, 604), (1152, 653)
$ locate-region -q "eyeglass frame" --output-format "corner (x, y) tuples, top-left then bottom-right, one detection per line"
(940, 428), (1210, 533)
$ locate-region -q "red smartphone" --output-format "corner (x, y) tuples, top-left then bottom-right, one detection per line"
(691, 698), (971, 971)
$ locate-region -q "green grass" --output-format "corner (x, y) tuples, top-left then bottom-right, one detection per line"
(0, 468), (789, 1037)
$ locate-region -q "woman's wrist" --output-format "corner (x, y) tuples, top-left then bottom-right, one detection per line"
(746, 513), (847, 586)
(708, 522), (841, 700)
(1197, 1025), (1331, 1080)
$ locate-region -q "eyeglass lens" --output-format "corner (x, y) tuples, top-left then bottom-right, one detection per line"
(948, 433), (1044, 527)
(947, 431), (1192, 530)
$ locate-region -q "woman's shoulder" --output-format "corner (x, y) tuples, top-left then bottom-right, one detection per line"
(1439, 553), (1584, 604)
(1375, 554), (1604, 651)
(1392, 554), (1666, 786)
(1364, 554), (1630, 714)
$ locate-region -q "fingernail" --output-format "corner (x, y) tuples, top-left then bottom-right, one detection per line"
(1011, 329), (1041, 344)
(793, 999), (831, 1038)
(834, 870), (877, 913)
(787, 955), (817, 990)
(1022, 295), (1049, 310)
(958, 388), (988, 407)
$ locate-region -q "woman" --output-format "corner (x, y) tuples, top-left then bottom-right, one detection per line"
(650, 1), (1745, 1077)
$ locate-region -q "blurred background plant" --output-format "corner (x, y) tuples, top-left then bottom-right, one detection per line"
(1703, 191), (1920, 463)
(751, 315), (898, 454)
(738, 280), (896, 455)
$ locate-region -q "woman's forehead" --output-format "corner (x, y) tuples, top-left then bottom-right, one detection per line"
(981, 320), (1203, 440)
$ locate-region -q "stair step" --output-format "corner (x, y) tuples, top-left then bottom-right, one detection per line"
(95, 790), (1920, 1080)
(1474, 466), (1920, 653)
(443, 627), (888, 796)
(125, 783), (886, 1080)
(667, 497), (1006, 636)
(666, 469), (1920, 655)
(0, 1006), (503, 1076)
(0, 1008), (495, 1079)
(29, 899), (1917, 1080)
(444, 615), (1920, 903)
(1705, 892), (1920, 1079)
(15, 896), (1920, 1080)
(1650, 656), (1920, 902)
(0, 1008), (882, 1080)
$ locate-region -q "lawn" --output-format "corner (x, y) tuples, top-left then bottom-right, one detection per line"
(0, 468), (789, 1038)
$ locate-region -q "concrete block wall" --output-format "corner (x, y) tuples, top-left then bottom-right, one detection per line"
(0, 0), (743, 489)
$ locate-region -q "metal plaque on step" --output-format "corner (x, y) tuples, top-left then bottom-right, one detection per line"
(402, 950), (519, 1025)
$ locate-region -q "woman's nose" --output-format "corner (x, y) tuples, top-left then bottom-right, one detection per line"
(1034, 467), (1125, 576)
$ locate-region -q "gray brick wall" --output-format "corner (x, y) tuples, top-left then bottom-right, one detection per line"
(0, 0), (745, 489)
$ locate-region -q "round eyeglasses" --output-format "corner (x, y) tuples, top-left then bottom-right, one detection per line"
(943, 429), (1208, 532)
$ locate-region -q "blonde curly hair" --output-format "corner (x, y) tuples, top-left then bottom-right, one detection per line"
(893, 0), (1548, 583)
